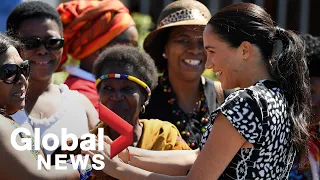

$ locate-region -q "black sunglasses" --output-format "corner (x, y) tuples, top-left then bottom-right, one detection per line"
(21, 37), (64, 50)
(0, 60), (30, 84)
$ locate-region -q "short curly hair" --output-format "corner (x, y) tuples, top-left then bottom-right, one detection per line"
(300, 34), (320, 77)
(6, 1), (63, 37)
(93, 45), (158, 91)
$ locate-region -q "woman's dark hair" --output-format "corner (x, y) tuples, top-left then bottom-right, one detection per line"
(208, 3), (311, 161)
(6, 1), (63, 37)
(93, 45), (158, 92)
(300, 34), (320, 77)
(0, 33), (19, 55)
(0, 33), (20, 115)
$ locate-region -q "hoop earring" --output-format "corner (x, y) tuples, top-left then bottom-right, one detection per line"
(140, 105), (145, 114)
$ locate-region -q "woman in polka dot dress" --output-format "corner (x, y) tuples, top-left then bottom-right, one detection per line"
(83, 3), (312, 179)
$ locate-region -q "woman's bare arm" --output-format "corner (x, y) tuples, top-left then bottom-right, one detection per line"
(119, 146), (199, 176)
(85, 112), (248, 180)
(79, 93), (100, 130)
(0, 115), (79, 180)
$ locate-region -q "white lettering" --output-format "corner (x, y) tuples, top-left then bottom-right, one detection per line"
(98, 128), (104, 151)
(80, 133), (96, 150)
(70, 154), (90, 170)
(42, 133), (59, 151)
(61, 128), (78, 151)
(11, 128), (32, 150)
(55, 154), (67, 170)
(92, 154), (105, 170)
(34, 128), (41, 150)
(38, 155), (51, 170)
(11, 128), (108, 171)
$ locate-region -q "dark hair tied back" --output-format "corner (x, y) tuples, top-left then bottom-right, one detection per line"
(273, 26), (286, 41)
(208, 2), (312, 164)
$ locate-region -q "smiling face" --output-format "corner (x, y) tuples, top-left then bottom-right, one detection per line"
(0, 46), (28, 114)
(164, 25), (206, 81)
(97, 67), (145, 127)
(17, 18), (63, 81)
(203, 25), (243, 90)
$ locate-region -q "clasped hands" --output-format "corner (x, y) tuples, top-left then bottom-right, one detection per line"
(80, 136), (128, 179)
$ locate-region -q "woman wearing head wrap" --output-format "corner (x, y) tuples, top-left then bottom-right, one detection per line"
(57, 0), (138, 113)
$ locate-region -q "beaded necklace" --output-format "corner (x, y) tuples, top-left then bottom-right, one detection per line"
(159, 70), (210, 149)
(6, 115), (41, 160)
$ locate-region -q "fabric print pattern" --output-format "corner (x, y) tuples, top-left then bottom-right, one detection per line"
(159, 9), (208, 27)
(10, 120), (41, 160)
(200, 80), (296, 179)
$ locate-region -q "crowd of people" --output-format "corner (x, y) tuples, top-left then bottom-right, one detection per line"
(0, 0), (319, 179)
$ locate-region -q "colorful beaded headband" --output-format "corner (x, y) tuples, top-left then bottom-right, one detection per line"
(96, 74), (151, 105)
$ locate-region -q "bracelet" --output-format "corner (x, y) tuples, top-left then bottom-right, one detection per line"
(67, 156), (92, 180)
(127, 147), (131, 164)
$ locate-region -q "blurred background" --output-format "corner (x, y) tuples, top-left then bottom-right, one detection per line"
(15, 0), (319, 35)
(1, 0), (319, 83)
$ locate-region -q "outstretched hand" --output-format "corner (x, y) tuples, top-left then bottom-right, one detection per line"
(82, 138), (122, 178)
(103, 136), (130, 164)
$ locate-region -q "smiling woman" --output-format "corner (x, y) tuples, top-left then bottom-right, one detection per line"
(0, 34), (28, 116)
(0, 33), (79, 180)
(140, 0), (234, 150)
(91, 45), (190, 153)
(82, 2), (312, 180)
(6, 1), (100, 158)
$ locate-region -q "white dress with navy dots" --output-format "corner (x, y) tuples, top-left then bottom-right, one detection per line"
(200, 80), (295, 179)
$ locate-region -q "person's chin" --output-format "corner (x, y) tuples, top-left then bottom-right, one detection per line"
(16, 99), (25, 108)
(180, 71), (203, 81)
(122, 116), (135, 126)
(30, 72), (53, 81)
(7, 105), (24, 115)
(117, 113), (130, 122)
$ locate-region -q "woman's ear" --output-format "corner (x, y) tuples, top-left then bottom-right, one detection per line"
(141, 94), (147, 106)
(239, 41), (252, 60)
(163, 44), (169, 59)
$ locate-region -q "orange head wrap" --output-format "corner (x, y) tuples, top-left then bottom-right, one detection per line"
(57, 0), (135, 71)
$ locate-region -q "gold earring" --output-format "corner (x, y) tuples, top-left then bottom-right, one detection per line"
(140, 105), (145, 113)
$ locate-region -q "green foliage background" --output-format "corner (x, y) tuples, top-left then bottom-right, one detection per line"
(52, 13), (216, 85)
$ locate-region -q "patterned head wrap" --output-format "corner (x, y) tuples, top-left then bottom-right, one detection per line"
(57, 0), (135, 71)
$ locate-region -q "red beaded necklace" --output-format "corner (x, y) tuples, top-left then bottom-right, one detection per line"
(159, 71), (210, 149)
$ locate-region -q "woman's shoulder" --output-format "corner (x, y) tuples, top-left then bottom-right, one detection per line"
(0, 115), (15, 136)
(221, 87), (258, 106)
(139, 119), (190, 150)
(59, 83), (88, 102)
(140, 119), (173, 126)
(139, 119), (180, 133)
(223, 80), (280, 104)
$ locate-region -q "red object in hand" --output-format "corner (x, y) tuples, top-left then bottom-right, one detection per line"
(99, 103), (133, 158)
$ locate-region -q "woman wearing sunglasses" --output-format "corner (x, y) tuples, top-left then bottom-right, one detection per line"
(0, 33), (80, 180)
(6, 1), (100, 156)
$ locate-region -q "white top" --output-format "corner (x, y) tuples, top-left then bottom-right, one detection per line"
(11, 84), (90, 155)
(65, 65), (96, 82)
